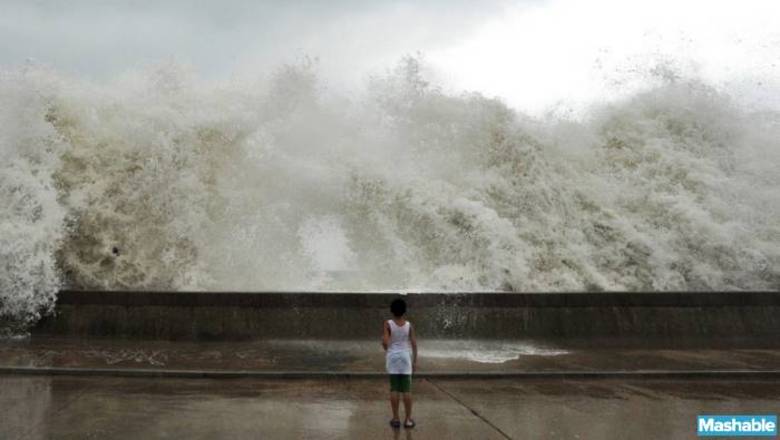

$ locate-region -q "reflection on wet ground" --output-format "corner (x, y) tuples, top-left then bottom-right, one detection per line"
(1, 336), (778, 373)
(1, 375), (778, 439)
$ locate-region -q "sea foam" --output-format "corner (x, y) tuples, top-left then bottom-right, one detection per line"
(1, 58), (778, 322)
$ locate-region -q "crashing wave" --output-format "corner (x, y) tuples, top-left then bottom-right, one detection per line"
(1, 57), (778, 321)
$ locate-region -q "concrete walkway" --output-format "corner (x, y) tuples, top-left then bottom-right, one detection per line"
(1, 336), (779, 377)
(2, 374), (778, 439)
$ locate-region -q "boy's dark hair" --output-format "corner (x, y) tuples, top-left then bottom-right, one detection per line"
(390, 298), (407, 317)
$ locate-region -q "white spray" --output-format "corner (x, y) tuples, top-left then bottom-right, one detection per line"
(0, 57), (778, 322)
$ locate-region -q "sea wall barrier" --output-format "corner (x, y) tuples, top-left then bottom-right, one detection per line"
(32, 290), (780, 341)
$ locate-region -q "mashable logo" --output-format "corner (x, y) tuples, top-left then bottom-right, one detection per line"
(698, 415), (777, 437)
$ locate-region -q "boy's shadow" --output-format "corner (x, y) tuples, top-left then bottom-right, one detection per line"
(392, 428), (413, 440)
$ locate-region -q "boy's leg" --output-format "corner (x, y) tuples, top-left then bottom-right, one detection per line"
(390, 391), (400, 420)
(400, 375), (412, 422)
(390, 374), (402, 421)
(402, 392), (412, 421)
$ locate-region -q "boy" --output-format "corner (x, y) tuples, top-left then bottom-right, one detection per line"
(382, 298), (418, 429)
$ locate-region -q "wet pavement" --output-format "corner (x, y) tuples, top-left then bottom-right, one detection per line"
(1, 336), (779, 375)
(1, 374), (778, 439)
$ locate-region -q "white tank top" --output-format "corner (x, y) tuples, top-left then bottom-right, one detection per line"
(387, 320), (411, 354)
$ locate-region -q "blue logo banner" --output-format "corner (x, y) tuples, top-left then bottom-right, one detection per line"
(697, 415), (777, 437)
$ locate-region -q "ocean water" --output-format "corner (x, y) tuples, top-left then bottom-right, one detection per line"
(1, 58), (778, 322)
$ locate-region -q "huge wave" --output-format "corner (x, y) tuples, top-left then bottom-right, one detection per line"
(1, 57), (779, 323)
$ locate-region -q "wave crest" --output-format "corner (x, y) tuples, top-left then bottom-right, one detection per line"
(1, 58), (778, 320)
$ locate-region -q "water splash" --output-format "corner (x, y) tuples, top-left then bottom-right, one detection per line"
(422, 340), (569, 364)
(1, 57), (778, 322)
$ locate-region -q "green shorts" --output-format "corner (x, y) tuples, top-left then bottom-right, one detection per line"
(389, 374), (412, 393)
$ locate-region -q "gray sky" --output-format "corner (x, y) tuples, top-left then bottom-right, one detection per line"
(1, 0), (778, 113)
(0, 0), (512, 79)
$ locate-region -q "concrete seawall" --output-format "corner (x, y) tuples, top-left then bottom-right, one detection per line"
(32, 291), (780, 341)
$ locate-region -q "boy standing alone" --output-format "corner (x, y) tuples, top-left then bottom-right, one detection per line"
(382, 298), (418, 429)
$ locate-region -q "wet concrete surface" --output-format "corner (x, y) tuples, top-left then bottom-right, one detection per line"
(0, 375), (503, 440)
(1, 336), (779, 374)
(436, 378), (780, 440)
(1, 374), (777, 439)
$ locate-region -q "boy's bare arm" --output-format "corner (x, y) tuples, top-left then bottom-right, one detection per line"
(410, 325), (418, 368)
(382, 321), (390, 351)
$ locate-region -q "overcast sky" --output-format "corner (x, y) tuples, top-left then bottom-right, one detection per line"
(0, 0), (511, 83)
(1, 0), (778, 113)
